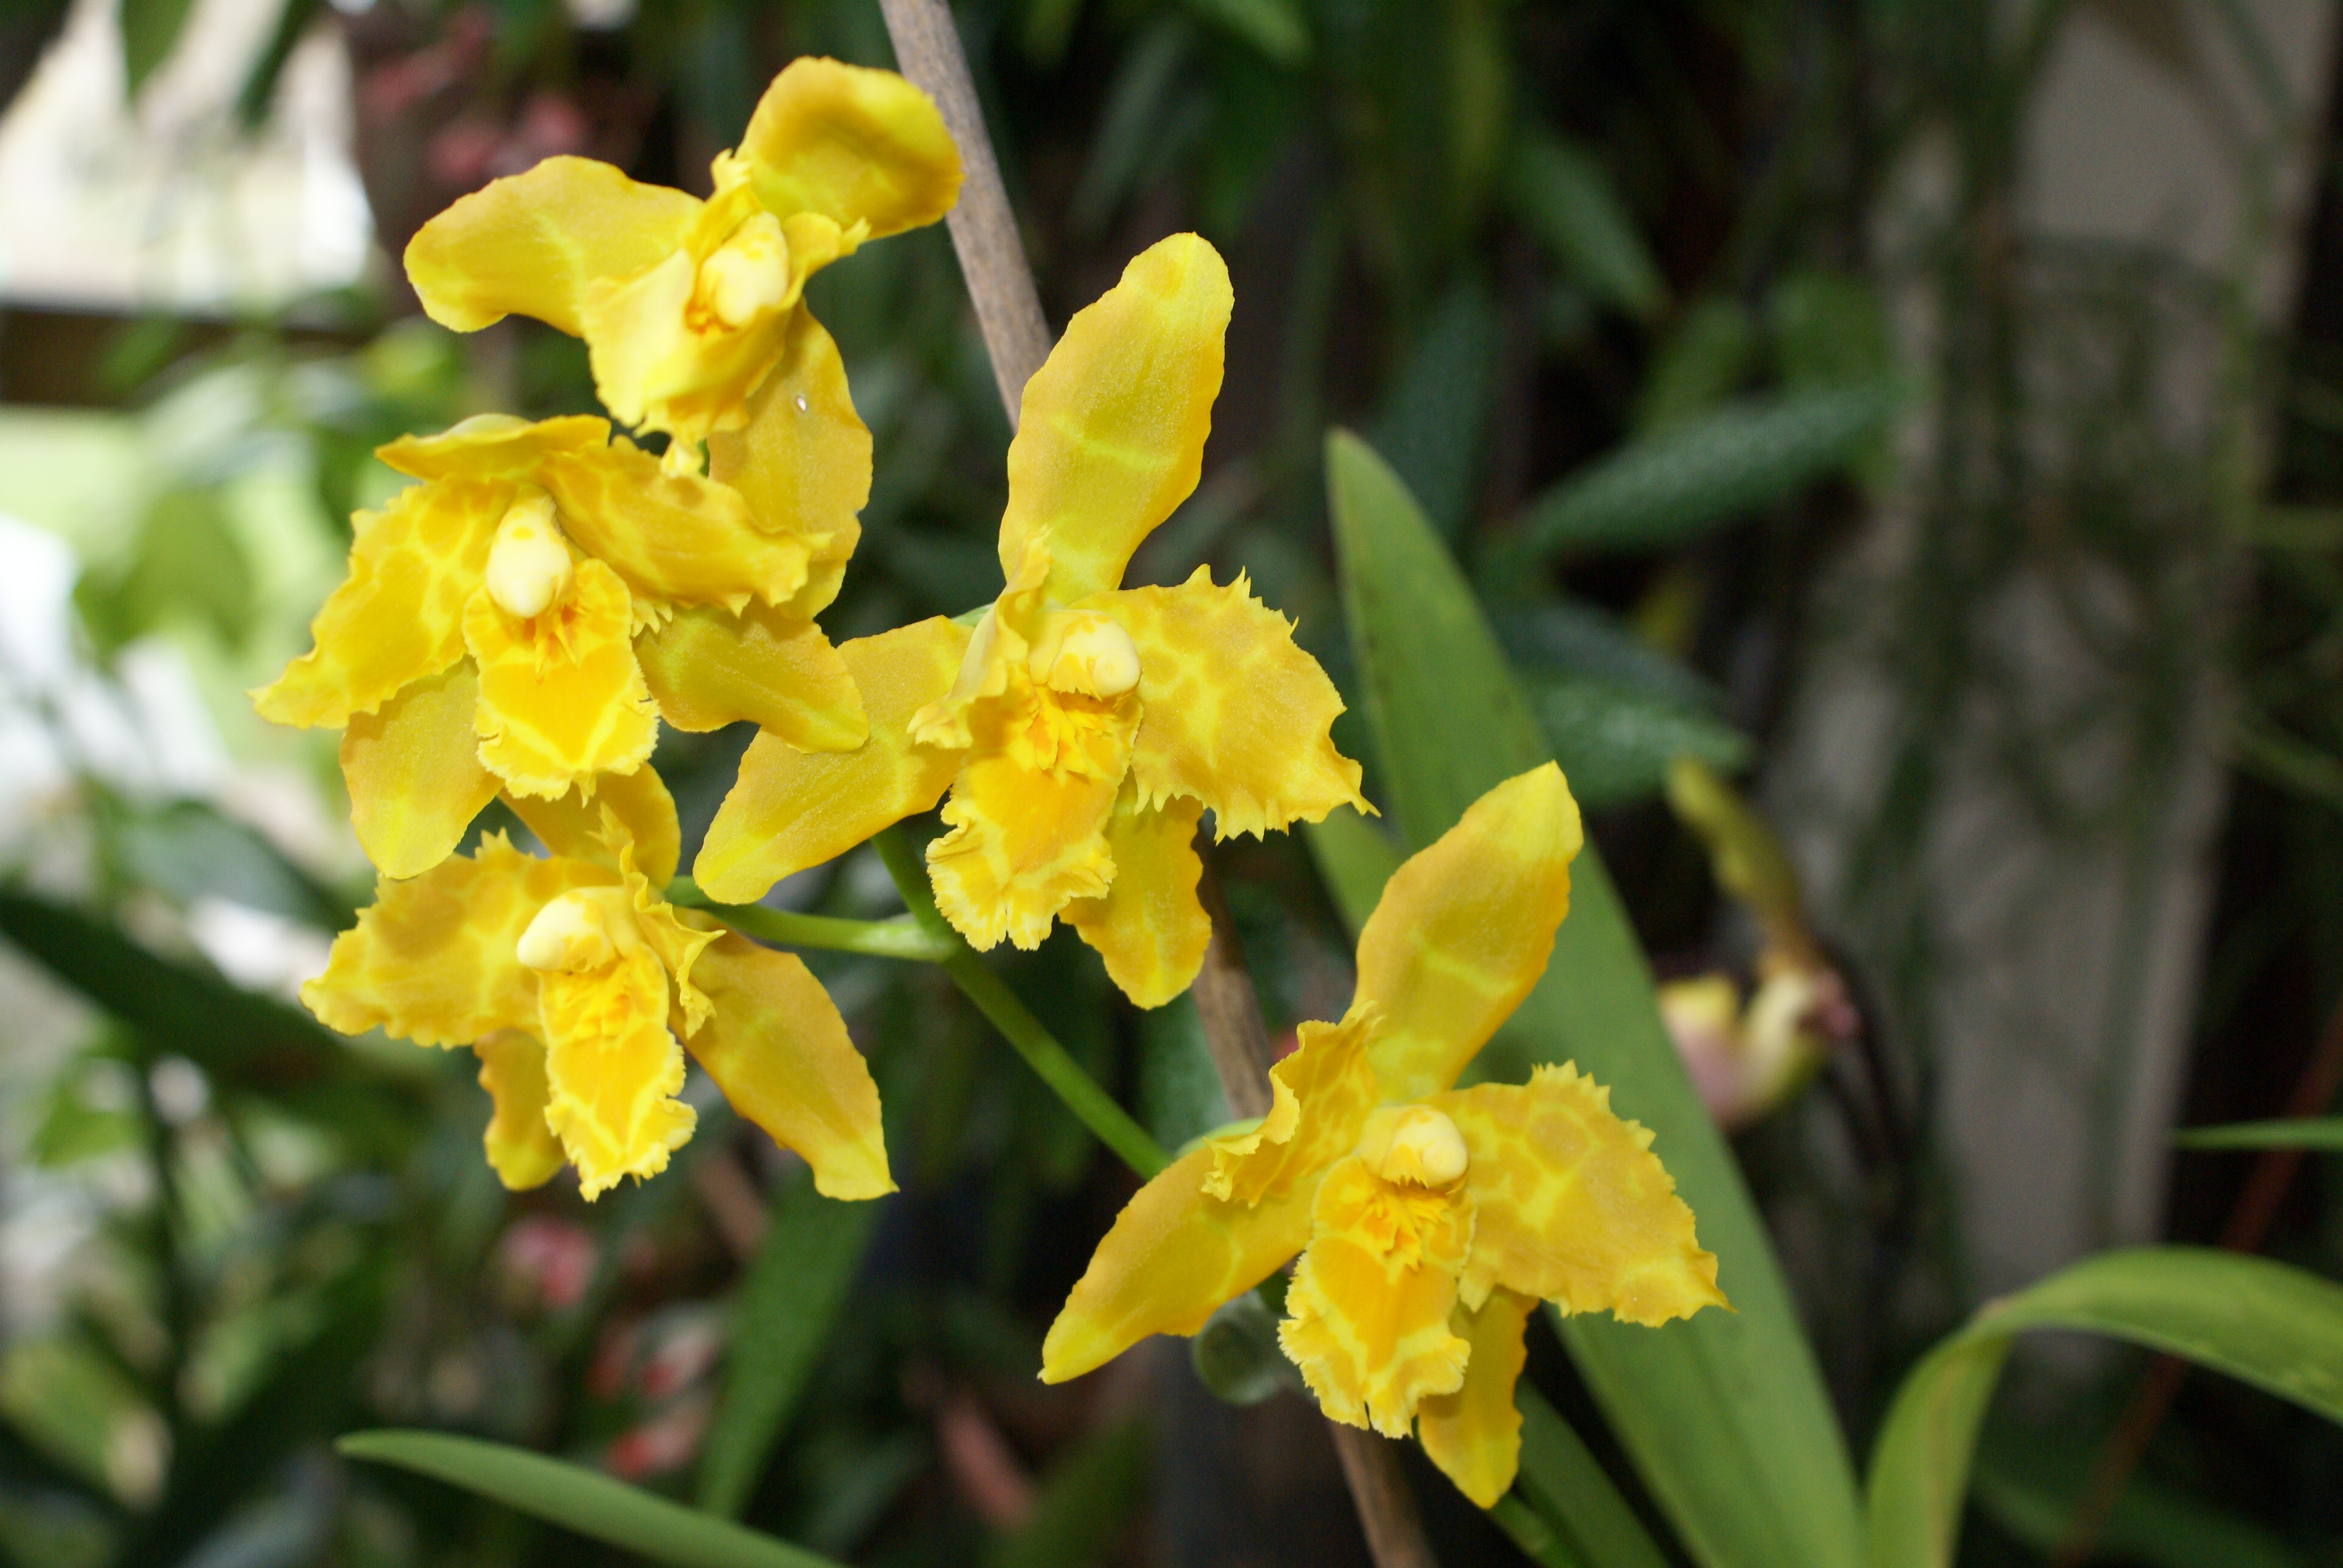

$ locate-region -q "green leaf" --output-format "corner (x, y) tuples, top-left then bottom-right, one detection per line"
(119, 0), (193, 94)
(234, 0), (319, 126)
(1968, 1422), (2305, 1568)
(1494, 600), (1725, 711)
(696, 1173), (880, 1518)
(0, 892), (336, 1072)
(986, 1420), (1149, 1568)
(1767, 271), (1892, 392)
(1303, 809), (1404, 939)
(1179, 0), (1306, 64)
(1634, 296), (1760, 434)
(1514, 1389), (1670, 1568)
(2174, 1117), (2343, 1149)
(1507, 132), (1666, 321)
(116, 800), (356, 929)
(1489, 382), (1900, 574)
(1864, 1249), (2343, 1568)
(1369, 276), (1498, 540)
(339, 1432), (841, 1568)
(1326, 430), (1864, 1568)
(1526, 674), (1751, 809)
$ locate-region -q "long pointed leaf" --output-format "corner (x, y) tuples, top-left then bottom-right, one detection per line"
(1483, 383), (1899, 579)
(339, 1431), (839, 1568)
(1864, 1248), (2343, 1568)
(1326, 430), (1864, 1568)
(2173, 1117), (2343, 1149)
(696, 1174), (880, 1517)
(0, 891), (337, 1070)
(1514, 1389), (1670, 1568)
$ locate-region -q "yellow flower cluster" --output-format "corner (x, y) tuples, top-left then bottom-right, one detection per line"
(691, 237), (1368, 1005)
(260, 56), (958, 1198)
(1040, 766), (1728, 1504)
(253, 53), (1720, 1514)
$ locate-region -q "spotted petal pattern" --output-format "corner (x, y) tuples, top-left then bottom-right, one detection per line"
(252, 477), (502, 728)
(1415, 1288), (1535, 1507)
(1357, 763), (1582, 1102)
(1277, 1157), (1474, 1438)
(303, 834), (612, 1046)
(1430, 1065), (1725, 1324)
(464, 557), (659, 799)
(1096, 569), (1368, 839)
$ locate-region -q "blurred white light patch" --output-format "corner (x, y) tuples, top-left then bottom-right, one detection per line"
(0, 0), (373, 312)
(187, 895), (330, 999)
(564, 0), (637, 29)
(0, 512), (233, 850)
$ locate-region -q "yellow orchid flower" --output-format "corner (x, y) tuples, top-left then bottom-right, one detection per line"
(405, 57), (960, 471)
(253, 412), (867, 878)
(692, 233), (1369, 1007)
(1037, 765), (1726, 1507)
(303, 765), (891, 1201)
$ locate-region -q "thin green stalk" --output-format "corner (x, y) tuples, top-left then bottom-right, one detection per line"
(668, 878), (957, 963)
(870, 826), (1170, 1180)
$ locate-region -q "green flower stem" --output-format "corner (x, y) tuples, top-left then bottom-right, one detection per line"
(667, 878), (958, 963)
(870, 826), (1170, 1180)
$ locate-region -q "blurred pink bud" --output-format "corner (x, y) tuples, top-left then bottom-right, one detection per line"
(497, 1215), (597, 1312)
(605, 1393), (710, 1480)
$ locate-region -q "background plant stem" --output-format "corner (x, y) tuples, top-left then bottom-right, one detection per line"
(667, 880), (958, 962)
(868, 826), (1167, 1180)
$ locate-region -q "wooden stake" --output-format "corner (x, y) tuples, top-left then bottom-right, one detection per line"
(876, 0), (1052, 425)
(870, 7), (1441, 1562)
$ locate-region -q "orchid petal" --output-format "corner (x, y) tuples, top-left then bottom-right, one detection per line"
(1277, 1157), (1473, 1438)
(539, 945), (696, 1200)
(405, 155), (699, 337)
(1093, 569), (1368, 840)
(635, 602), (867, 753)
(737, 56), (961, 240)
(536, 441), (811, 610)
(706, 312), (867, 616)
(693, 618), (968, 903)
(376, 414), (610, 482)
(926, 754), (1119, 952)
(303, 835), (612, 1045)
(1204, 1002), (1381, 1207)
(1357, 763), (1582, 1101)
(1430, 1065), (1726, 1325)
(1040, 1143), (1315, 1383)
(1063, 791), (1209, 1008)
(680, 932), (893, 1200)
(997, 234), (1230, 604)
(339, 664), (499, 879)
(1415, 1289), (1535, 1507)
(253, 477), (501, 728)
(473, 1028), (566, 1191)
(464, 559), (658, 799)
(505, 766), (683, 889)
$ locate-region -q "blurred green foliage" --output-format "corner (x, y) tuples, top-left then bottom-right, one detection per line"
(4, 0), (2343, 1566)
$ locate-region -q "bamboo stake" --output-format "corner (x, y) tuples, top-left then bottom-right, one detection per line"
(871, 7), (1439, 1563)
